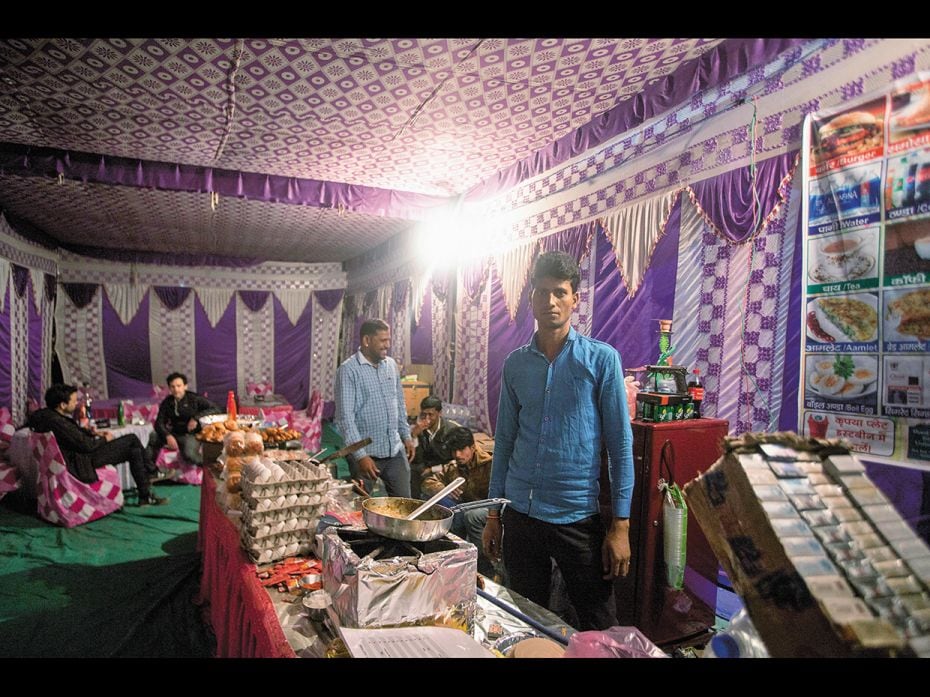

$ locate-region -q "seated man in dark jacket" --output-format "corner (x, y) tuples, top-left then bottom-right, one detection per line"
(421, 426), (495, 576)
(409, 395), (459, 499)
(28, 384), (167, 506)
(151, 372), (220, 465)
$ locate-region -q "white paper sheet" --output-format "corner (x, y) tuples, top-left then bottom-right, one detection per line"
(337, 626), (494, 659)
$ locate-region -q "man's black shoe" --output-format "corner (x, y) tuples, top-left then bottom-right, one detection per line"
(138, 493), (170, 506)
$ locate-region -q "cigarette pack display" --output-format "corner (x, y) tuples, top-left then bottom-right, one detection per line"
(806, 574), (857, 598)
(831, 506), (864, 523)
(814, 524), (854, 546)
(772, 518), (815, 538)
(844, 521), (877, 536)
(839, 474), (873, 489)
(745, 469), (778, 485)
(875, 518), (918, 542)
(860, 504), (901, 523)
(795, 555), (841, 578)
(908, 608), (930, 632)
(769, 460), (807, 478)
(814, 484), (845, 498)
(789, 493), (827, 510)
(760, 443), (803, 460)
(848, 486), (890, 507)
(849, 531), (885, 549)
(909, 635), (930, 657)
(808, 473), (831, 486)
(907, 557), (930, 583)
(825, 454), (865, 477)
(738, 453), (768, 469)
(890, 536), (930, 560)
(801, 509), (839, 527)
(887, 576), (924, 595)
(850, 575), (893, 600)
(874, 559), (913, 578)
(778, 478), (816, 495)
(897, 593), (930, 613)
(864, 546), (900, 564)
(826, 541), (867, 564)
(753, 484), (789, 501)
(763, 500), (800, 518)
(782, 536), (829, 557)
(840, 558), (879, 582)
(820, 596), (876, 624)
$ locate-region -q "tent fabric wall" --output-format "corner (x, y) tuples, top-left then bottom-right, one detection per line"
(0, 284), (10, 411)
(103, 292), (153, 399)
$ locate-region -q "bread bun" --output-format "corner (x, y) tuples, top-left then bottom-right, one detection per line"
(510, 637), (565, 658)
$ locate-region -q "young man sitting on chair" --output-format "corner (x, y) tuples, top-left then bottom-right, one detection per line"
(28, 384), (168, 506)
(151, 372), (220, 466)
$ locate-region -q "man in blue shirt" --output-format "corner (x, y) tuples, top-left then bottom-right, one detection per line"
(483, 251), (634, 630)
(335, 318), (415, 497)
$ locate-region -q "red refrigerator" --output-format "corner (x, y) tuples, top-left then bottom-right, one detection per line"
(602, 418), (729, 647)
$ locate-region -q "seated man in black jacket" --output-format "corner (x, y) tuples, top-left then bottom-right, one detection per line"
(409, 395), (459, 499)
(28, 384), (168, 506)
(151, 372), (220, 465)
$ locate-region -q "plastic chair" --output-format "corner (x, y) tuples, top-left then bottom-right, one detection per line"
(32, 432), (124, 527)
(155, 447), (203, 485)
(291, 389), (323, 454)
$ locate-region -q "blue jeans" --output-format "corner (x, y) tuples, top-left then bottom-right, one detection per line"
(348, 450), (411, 499)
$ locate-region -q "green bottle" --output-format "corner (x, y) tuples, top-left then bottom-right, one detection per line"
(117, 401), (125, 427)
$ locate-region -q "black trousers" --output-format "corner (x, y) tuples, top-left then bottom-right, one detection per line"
(502, 507), (615, 631)
(89, 435), (151, 498)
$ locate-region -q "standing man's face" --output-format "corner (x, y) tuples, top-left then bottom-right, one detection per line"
(361, 329), (391, 363)
(168, 378), (187, 400)
(531, 276), (578, 331)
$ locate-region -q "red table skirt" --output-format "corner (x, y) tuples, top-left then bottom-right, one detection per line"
(197, 473), (297, 658)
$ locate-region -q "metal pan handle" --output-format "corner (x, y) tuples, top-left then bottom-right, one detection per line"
(448, 498), (511, 514)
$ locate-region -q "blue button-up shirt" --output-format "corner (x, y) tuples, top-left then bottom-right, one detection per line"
(334, 351), (410, 460)
(489, 326), (634, 523)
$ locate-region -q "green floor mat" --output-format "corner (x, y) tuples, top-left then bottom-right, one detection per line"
(0, 481), (214, 657)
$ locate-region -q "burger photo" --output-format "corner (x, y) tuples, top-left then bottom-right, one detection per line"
(814, 110), (882, 160)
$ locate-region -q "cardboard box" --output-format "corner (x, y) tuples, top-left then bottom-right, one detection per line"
(408, 363), (435, 385)
(682, 432), (908, 658)
(402, 382), (432, 418)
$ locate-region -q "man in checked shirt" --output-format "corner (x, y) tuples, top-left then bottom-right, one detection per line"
(335, 318), (416, 497)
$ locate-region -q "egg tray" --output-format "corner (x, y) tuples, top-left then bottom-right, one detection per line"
(241, 529), (318, 564)
(242, 516), (320, 541)
(240, 459), (331, 483)
(240, 501), (326, 527)
(240, 477), (331, 501)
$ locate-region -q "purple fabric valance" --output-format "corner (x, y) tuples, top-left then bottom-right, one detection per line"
(44, 273), (56, 304)
(62, 282), (99, 309)
(690, 150), (799, 243)
(0, 143), (450, 222)
(153, 286), (192, 311)
(315, 289), (344, 313)
(238, 290), (270, 313)
(62, 244), (263, 268)
(10, 265), (29, 299)
(541, 222), (597, 260)
(464, 39), (808, 202)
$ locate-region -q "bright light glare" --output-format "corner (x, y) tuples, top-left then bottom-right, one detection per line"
(414, 211), (505, 271)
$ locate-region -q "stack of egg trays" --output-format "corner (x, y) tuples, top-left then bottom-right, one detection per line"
(741, 446), (930, 657)
(239, 460), (333, 564)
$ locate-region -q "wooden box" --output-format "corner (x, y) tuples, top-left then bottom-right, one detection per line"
(402, 382), (432, 418)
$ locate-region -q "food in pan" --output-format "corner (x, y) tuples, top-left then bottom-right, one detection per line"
(817, 297), (878, 342)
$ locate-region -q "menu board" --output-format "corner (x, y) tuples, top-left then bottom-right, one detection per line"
(802, 77), (930, 464)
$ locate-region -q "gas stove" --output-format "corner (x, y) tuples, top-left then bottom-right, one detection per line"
(319, 526), (477, 630)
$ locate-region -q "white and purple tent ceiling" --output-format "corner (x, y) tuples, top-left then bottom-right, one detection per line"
(0, 37), (772, 264)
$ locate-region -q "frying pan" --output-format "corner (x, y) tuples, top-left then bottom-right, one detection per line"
(362, 496), (510, 542)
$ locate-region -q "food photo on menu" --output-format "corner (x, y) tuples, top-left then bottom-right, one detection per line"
(883, 219), (930, 280)
(889, 80), (930, 147)
(883, 287), (930, 348)
(809, 98), (885, 174)
(806, 292), (880, 348)
(804, 354), (879, 413)
(808, 227), (880, 286)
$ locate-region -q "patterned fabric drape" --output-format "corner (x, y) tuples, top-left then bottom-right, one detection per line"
(153, 286), (192, 311)
(41, 283), (53, 396)
(600, 190), (681, 298)
(454, 264), (491, 433)
(236, 293), (275, 398)
(150, 289), (197, 393)
(0, 258), (8, 313)
(105, 283), (148, 325)
(671, 181), (801, 434)
(55, 286), (108, 400)
(10, 272), (28, 423)
(431, 284), (451, 402)
(492, 239), (539, 321)
(389, 280), (411, 370)
(274, 288), (313, 327)
(196, 287), (236, 328)
(28, 268), (44, 316)
(311, 292), (342, 403)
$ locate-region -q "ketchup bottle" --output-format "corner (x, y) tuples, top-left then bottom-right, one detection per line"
(227, 390), (238, 420)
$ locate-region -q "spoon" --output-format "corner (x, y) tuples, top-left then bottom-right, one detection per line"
(406, 476), (466, 520)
